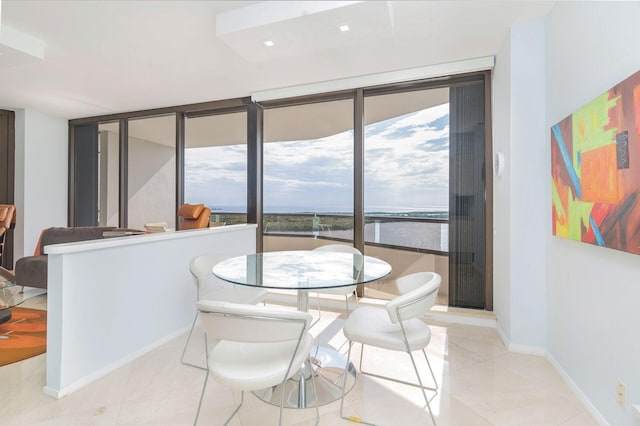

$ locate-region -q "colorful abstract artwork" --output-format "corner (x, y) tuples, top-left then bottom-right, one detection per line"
(551, 69), (640, 254)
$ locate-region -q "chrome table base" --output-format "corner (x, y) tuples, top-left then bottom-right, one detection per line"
(253, 345), (357, 408)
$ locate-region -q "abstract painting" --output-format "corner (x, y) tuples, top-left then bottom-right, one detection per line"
(551, 69), (640, 254)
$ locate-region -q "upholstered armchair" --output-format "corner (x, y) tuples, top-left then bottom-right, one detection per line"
(177, 203), (211, 230)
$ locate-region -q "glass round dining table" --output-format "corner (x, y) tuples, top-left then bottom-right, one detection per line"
(212, 250), (392, 409)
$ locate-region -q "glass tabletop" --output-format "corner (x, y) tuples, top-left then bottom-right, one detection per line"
(0, 279), (23, 310)
(212, 250), (392, 290)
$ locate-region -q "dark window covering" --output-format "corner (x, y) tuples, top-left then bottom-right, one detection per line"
(74, 124), (99, 226)
(449, 82), (486, 309)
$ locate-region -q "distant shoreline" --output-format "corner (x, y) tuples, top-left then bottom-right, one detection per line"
(207, 206), (449, 215)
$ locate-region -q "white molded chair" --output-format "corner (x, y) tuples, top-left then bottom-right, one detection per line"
(181, 254), (268, 370)
(194, 300), (317, 426)
(340, 272), (441, 425)
(312, 244), (361, 317)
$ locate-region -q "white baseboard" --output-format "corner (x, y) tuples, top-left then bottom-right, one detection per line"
(496, 322), (509, 347)
(428, 311), (496, 328)
(508, 343), (547, 356)
(498, 325), (607, 424)
(495, 323), (546, 355)
(545, 354), (609, 426)
(41, 325), (191, 399)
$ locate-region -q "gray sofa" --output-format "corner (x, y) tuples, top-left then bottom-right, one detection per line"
(15, 227), (119, 290)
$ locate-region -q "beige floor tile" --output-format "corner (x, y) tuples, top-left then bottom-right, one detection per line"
(559, 410), (600, 426)
(1, 293), (599, 425)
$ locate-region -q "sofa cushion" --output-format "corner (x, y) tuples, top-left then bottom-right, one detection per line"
(15, 255), (48, 289)
(41, 227), (116, 249)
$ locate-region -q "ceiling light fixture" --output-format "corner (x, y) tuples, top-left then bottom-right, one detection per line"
(264, 40), (274, 47)
(339, 24), (350, 32)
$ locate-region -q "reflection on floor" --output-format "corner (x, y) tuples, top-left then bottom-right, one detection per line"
(0, 294), (597, 425)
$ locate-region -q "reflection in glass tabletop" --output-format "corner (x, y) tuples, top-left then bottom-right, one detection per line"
(212, 250), (392, 291)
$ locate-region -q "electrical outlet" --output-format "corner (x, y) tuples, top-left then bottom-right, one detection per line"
(617, 380), (627, 407)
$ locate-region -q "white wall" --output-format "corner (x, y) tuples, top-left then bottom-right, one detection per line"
(493, 20), (547, 352)
(492, 28), (512, 343)
(13, 109), (67, 259)
(546, 2), (640, 425)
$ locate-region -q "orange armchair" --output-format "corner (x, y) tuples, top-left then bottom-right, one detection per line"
(177, 203), (211, 230)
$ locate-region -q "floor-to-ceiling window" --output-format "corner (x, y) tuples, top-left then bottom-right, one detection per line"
(362, 87), (451, 301)
(184, 110), (248, 225)
(127, 115), (176, 230)
(262, 98), (355, 250)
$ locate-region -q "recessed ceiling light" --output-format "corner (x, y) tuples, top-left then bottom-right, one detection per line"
(264, 40), (274, 47)
(339, 24), (350, 32)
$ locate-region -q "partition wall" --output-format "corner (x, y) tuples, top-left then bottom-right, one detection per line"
(68, 71), (492, 309)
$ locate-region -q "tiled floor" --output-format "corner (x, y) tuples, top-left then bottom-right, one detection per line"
(0, 294), (597, 425)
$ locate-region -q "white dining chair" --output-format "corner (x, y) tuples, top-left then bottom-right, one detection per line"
(339, 271), (441, 425)
(181, 254), (268, 370)
(194, 300), (317, 426)
(312, 244), (361, 318)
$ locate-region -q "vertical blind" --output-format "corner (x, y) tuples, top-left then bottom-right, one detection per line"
(449, 81), (486, 309)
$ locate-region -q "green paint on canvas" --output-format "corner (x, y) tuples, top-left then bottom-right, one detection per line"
(567, 188), (594, 241)
(571, 92), (619, 178)
(551, 180), (565, 219)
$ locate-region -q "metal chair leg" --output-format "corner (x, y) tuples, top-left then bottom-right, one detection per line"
(311, 291), (353, 328)
(310, 292), (322, 328)
(358, 345), (438, 392)
(423, 349), (439, 391)
(194, 335), (209, 425)
(181, 312), (206, 370)
(354, 343), (438, 425)
(223, 391), (244, 426)
(340, 341), (377, 425)
(339, 341), (353, 420)
(309, 356), (320, 426)
(408, 349), (437, 425)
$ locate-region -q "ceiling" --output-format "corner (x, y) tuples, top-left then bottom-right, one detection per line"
(0, 1), (554, 120)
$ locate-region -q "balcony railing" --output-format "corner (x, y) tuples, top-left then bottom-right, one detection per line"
(210, 212), (448, 255)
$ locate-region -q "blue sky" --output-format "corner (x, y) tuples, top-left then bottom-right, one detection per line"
(185, 103), (449, 213)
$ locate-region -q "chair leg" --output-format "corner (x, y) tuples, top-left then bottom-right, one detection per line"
(423, 349), (439, 391)
(181, 312), (206, 370)
(339, 341), (353, 421)
(193, 334), (209, 425)
(353, 343), (437, 425)
(359, 345), (437, 392)
(408, 350), (437, 425)
(309, 357), (320, 426)
(223, 391), (244, 426)
(309, 292), (322, 328)
(193, 372), (208, 425)
(340, 341), (377, 426)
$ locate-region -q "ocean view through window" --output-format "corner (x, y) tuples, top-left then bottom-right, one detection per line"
(184, 97), (449, 253)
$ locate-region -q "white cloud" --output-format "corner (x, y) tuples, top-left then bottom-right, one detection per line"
(185, 103), (451, 212)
